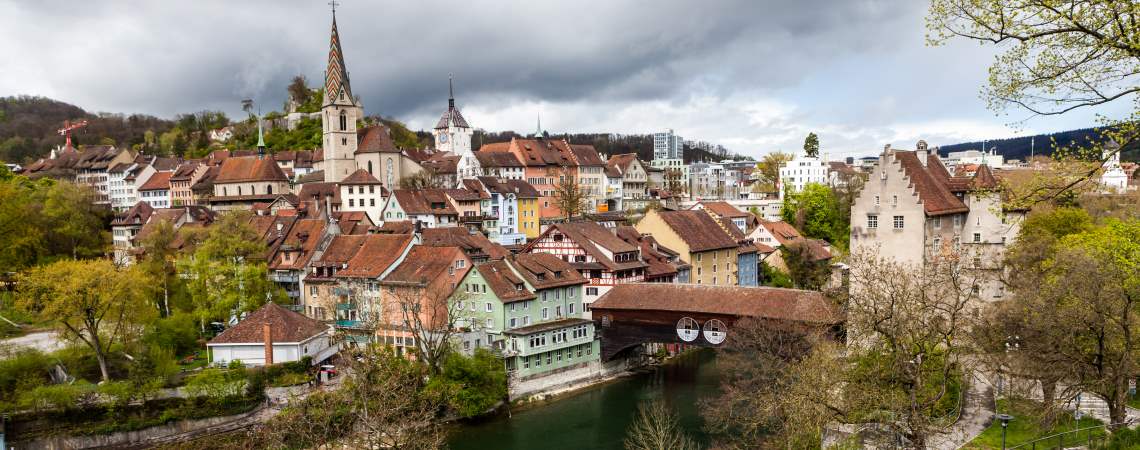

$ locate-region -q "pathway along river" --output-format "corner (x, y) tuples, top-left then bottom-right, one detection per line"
(447, 349), (723, 450)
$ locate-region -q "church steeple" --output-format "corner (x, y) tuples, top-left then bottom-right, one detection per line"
(448, 73), (455, 108)
(323, 3), (352, 107)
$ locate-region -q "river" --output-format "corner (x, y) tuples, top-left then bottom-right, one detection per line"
(447, 349), (723, 450)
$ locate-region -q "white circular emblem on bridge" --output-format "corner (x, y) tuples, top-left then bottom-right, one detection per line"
(676, 317), (699, 342)
(702, 319), (727, 345)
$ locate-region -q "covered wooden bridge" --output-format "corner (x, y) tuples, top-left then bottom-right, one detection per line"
(589, 283), (844, 360)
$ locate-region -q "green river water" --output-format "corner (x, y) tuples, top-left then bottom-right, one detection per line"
(446, 349), (723, 450)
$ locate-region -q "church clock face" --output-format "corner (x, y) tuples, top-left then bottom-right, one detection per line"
(438, 134), (448, 144)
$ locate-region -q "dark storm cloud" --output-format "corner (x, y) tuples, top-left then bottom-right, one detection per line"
(1, 0), (917, 119)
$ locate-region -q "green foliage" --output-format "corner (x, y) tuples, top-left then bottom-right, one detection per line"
(0, 171), (110, 270)
(144, 314), (201, 358)
(18, 381), (96, 412)
(1100, 427), (1140, 450)
(759, 261), (793, 288)
(779, 242), (831, 290)
(0, 349), (52, 409)
(968, 398), (1104, 449)
(381, 117), (423, 149)
(427, 348), (507, 418)
(803, 132), (819, 158)
(780, 183), (848, 250)
(184, 369), (247, 402)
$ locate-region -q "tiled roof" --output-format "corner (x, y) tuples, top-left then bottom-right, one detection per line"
(476, 177), (540, 198)
(503, 318), (592, 336)
(392, 189), (458, 215)
(569, 144), (605, 166)
(170, 162), (202, 182)
(374, 220), (415, 234)
(297, 182), (341, 207)
(444, 188), (484, 202)
(336, 233), (415, 278)
(592, 284), (843, 325)
(422, 155), (459, 175)
(435, 104), (470, 129)
(657, 210), (738, 252)
(532, 221), (646, 272)
(606, 153), (639, 178)
(111, 201), (155, 226)
(422, 227), (511, 260)
(356, 125), (400, 154)
(614, 226), (684, 279)
(476, 259), (537, 303)
(215, 156), (288, 183)
(700, 201), (750, 219)
(384, 246), (467, 285)
(341, 169), (383, 185)
(511, 253), (589, 290)
(760, 220), (803, 246)
(507, 138), (578, 168)
(209, 302), (329, 344)
(313, 234), (368, 267)
(139, 171), (173, 191)
(474, 149), (524, 168)
(296, 170), (326, 184)
(268, 218), (327, 270)
(893, 151), (969, 216)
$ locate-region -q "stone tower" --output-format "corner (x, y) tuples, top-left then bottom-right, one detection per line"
(321, 10), (361, 183)
(432, 75), (476, 180)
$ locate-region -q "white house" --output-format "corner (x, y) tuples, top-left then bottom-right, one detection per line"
(207, 302), (336, 367)
(778, 152), (829, 198)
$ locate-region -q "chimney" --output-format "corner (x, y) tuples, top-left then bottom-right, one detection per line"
(263, 322), (274, 365)
(916, 140), (929, 168)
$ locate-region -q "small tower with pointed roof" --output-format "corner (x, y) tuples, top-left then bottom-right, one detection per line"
(432, 74), (476, 180)
(320, 4), (362, 183)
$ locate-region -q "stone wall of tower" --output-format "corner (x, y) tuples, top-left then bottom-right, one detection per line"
(321, 103), (360, 182)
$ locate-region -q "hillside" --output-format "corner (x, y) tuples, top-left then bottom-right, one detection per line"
(938, 126), (1140, 162)
(0, 96), (175, 163)
(470, 130), (748, 163)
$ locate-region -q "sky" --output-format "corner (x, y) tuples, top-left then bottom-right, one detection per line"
(0, 0), (1130, 159)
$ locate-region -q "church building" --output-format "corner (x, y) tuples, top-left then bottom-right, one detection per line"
(432, 76), (477, 183)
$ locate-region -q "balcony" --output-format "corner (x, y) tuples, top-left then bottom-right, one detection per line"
(333, 287), (353, 297)
(335, 319), (368, 329)
(269, 271), (299, 283)
(336, 303), (356, 311)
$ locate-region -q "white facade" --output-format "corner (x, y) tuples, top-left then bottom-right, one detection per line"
(432, 82), (477, 180)
(1101, 145), (1129, 191)
(649, 158), (689, 190)
(945, 149), (1004, 169)
(140, 187), (171, 209)
(340, 183), (386, 224)
(208, 332), (335, 367)
(110, 164), (154, 211)
(778, 153), (829, 198)
(653, 129), (683, 160)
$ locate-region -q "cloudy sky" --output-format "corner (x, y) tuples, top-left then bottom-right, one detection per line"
(0, 0), (1129, 159)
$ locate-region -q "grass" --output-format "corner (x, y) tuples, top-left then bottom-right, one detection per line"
(1127, 391), (1140, 411)
(964, 398), (1106, 449)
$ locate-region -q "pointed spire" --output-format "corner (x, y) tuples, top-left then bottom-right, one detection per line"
(256, 116), (266, 157)
(536, 111), (542, 138)
(323, 3), (351, 106)
(448, 73), (455, 108)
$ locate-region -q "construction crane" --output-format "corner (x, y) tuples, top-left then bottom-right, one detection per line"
(57, 119), (89, 149)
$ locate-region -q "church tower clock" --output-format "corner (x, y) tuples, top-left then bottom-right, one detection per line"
(432, 75), (477, 182)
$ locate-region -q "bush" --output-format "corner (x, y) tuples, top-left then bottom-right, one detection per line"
(0, 349), (52, 404)
(427, 348), (507, 418)
(1101, 428), (1140, 450)
(18, 381), (96, 412)
(144, 314), (201, 357)
(183, 369), (246, 402)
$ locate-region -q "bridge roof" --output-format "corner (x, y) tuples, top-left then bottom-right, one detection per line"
(592, 284), (842, 325)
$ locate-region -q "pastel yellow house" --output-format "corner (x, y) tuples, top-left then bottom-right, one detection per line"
(635, 209), (740, 286)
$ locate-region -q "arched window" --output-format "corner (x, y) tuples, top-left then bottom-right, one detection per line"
(367, 161), (374, 174)
(339, 111), (347, 131)
(266, 185), (273, 195)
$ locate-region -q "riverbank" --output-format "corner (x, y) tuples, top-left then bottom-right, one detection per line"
(448, 349), (722, 450)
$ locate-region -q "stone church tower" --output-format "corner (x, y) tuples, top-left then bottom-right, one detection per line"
(321, 11), (362, 183)
(432, 76), (477, 180)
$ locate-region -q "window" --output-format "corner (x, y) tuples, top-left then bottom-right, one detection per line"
(542, 307), (549, 320)
(457, 300), (464, 310)
(568, 303), (575, 314)
(933, 216), (941, 229)
(523, 355), (530, 369)
(310, 286), (318, 296)
(370, 199), (375, 206)
(932, 236), (942, 249)
(867, 215), (878, 229)
(695, 254), (702, 262)
(485, 318), (493, 329)
(339, 111), (347, 131)
(485, 302), (493, 313)
(349, 199), (355, 207)
(893, 215), (904, 229)
(555, 305), (562, 316)
(348, 186), (354, 194)
(509, 317), (517, 328)
(953, 215), (962, 229)
(523, 315), (530, 325)
(973, 233), (981, 243)
(891, 195), (898, 206)
(874, 195), (880, 205)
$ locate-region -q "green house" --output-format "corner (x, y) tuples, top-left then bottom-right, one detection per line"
(451, 253), (597, 378)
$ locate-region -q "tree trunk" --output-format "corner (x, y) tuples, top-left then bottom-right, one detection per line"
(1041, 379), (1056, 407)
(95, 347), (111, 382)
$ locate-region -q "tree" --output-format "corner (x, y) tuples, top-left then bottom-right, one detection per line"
(663, 168), (686, 195)
(138, 219), (179, 315)
(426, 348), (507, 418)
(399, 171), (443, 190)
(17, 259), (153, 382)
(38, 180), (109, 260)
(781, 182), (848, 250)
(927, 0), (1140, 202)
(983, 219), (1140, 427)
(287, 75), (311, 111)
(553, 175), (589, 220)
(339, 347), (446, 450)
(754, 151), (793, 193)
(779, 241), (831, 290)
(624, 399), (699, 450)
(383, 282), (467, 375)
(803, 132), (820, 158)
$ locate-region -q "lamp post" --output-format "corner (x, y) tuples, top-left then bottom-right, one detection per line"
(995, 413), (1014, 450)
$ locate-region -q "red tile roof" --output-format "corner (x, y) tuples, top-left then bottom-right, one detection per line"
(336, 234), (415, 278)
(356, 125), (400, 154)
(474, 149), (524, 168)
(139, 171), (173, 191)
(569, 144), (605, 166)
(700, 201), (750, 219)
(475, 259), (537, 303)
(760, 220), (803, 246)
(592, 284), (843, 325)
(511, 253), (589, 290)
(656, 210), (738, 252)
(893, 151), (969, 216)
(421, 227), (511, 260)
(528, 221), (646, 272)
(340, 169), (382, 185)
(392, 189), (458, 215)
(215, 156), (288, 183)
(209, 302), (329, 344)
(384, 246), (467, 285)
(606, 153), (639, 177)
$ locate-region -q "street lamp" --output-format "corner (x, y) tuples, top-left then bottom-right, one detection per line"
(995, 413), (1014, 450)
